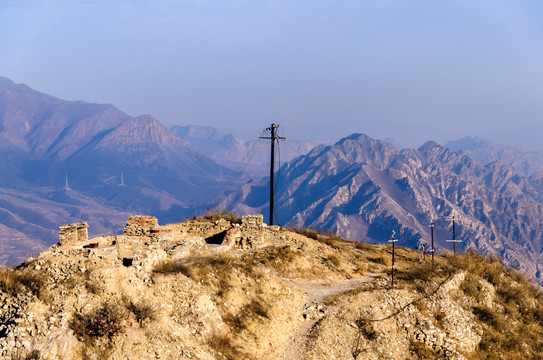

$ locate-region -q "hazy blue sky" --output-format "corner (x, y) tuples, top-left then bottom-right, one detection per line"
(2, 1), (543, 149)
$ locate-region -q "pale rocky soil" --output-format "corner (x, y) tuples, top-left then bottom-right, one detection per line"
(0, 217), (539, 359)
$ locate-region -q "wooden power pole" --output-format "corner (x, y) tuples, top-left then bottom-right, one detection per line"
(388, 230), (398, 288)
(259, 124), (286, 225)
(430, 216), (435, 267)
(446, 211), (462, 257)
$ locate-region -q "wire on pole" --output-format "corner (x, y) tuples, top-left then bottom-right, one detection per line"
(208, 129), (269, 208)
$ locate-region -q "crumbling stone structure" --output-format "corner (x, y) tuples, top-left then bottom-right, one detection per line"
(59, 222), (88, 245)
(222, 215), (264, 248)
(123, 215), (160, 237)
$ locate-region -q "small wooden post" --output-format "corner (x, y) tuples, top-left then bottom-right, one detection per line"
(114, 230), (121, 260)
(388, 230), (398, 288)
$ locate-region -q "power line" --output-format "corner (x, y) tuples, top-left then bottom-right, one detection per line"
(209, 128), (269, 207)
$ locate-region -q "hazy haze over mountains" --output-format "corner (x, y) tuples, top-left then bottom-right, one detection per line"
(171, 125), (332, 177)
(446, 136), (543, 176)
(3, 2), (543, 150)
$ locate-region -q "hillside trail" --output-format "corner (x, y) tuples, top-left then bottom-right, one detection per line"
(276, 271), (383, 360)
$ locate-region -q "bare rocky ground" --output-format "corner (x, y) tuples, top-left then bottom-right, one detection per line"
(1, 215), (542, 360)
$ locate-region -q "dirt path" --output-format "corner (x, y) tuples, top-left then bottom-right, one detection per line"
(277, 273), (382, 360)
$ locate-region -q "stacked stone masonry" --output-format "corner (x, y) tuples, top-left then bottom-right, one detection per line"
(123, 215), (160, 237)
(58, 222), (88, 245)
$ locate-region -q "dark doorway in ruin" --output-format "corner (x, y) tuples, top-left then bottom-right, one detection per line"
(205, 230), (227, 244)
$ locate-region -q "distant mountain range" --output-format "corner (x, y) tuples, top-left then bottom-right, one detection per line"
(171, 125), (331, 177)
(0, 76), (228, 265)
(446, 136), (543, 176)
(222, 133), (543, 283)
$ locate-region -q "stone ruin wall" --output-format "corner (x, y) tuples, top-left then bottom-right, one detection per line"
(223, 214), (264, 248)
(123, 215), (160, 237)
(58, 222), (88, 245)
(57, 214), (266, 254)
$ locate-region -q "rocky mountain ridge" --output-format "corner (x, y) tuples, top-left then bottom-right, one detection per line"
(224, 133), (543, 284)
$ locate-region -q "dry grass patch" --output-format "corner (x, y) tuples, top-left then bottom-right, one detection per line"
(208, 333), (253, 360)
(223, 298), (270, 334)
(154, 254), (259, 298)
(125, 299), (157, 326)
(326, 254), (341, 267)
(192, 208), (241, 224)
(287, 227), (348, 250)
(449, 252), (543, 359)
(0, 268), (49, 301)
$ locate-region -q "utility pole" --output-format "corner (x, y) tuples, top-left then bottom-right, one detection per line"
(259, 124), (286, 225)
(388, 230), (398, 288)
(431, 217), (435, 266)
(446, 211), (462, 257)
(453, 214), (456, 256)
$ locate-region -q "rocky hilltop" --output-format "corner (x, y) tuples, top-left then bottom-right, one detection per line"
(1, 215), (542, 359)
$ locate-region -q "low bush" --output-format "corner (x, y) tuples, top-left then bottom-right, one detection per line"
(326, 254), (341, 267)
(71, 302), (131, 341)
(125, 300), (156, 326)
(10, 350), (40, 360)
